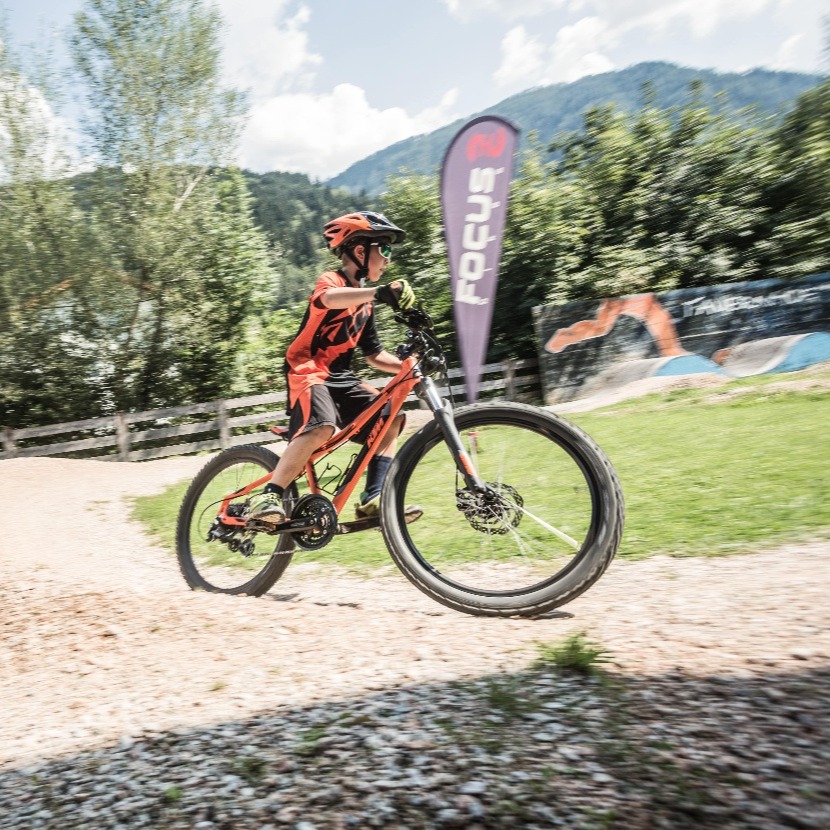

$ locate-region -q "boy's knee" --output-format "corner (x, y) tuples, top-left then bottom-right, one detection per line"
(293, 424), (335, 449)
(309, 424), (335, 443)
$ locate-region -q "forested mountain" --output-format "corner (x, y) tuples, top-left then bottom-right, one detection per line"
(328, 62), (822, 194)
(241, 171), (368, 268)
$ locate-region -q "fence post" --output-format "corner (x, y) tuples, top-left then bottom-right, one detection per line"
(114, 412), (130, 461)
(218, 400), (230, 449)
(502, 358), (517, 401)
(2, 427), (17, 458)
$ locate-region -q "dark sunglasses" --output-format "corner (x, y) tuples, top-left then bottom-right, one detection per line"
(372, 242), (393, 259)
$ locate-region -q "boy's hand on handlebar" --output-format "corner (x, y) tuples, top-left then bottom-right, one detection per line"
(375, 279), (416, 310)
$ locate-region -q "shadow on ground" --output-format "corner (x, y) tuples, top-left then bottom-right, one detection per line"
(1, 662), (828, 829)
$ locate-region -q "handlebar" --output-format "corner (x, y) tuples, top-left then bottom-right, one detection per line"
(393, 307), (434, 332)
(393, 307), (445, 375)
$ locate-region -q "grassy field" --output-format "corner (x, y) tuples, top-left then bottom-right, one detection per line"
(133, 367), (830, 571)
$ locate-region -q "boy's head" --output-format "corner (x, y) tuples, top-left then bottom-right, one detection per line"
(324, 211), (405, 283)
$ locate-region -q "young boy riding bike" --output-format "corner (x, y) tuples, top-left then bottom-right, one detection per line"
(247, 211), (417, 527)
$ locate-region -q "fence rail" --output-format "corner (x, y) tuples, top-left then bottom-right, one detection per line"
(1, 358), (539, 462)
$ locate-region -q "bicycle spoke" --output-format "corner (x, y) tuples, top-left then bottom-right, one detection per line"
(503, 499), (580, 550)
(177, 450), (294, 595)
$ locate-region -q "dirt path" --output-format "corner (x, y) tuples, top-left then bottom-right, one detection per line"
(1, 453), (828, 773)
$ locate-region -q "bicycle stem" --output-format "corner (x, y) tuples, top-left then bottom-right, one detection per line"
(417, 376), (488, 493)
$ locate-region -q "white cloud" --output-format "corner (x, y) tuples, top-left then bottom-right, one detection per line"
(495, 17), (615, 88)
(0, 78), (78, 180)
(599, 0), (775, 39)
(772, 33), (804, 70)
(490, 0), (803, 90)
(241, 84), (460, 179)
(214, 0), (322, 98)
(446, 0), (777, 32)
(494, 27), (546, 87)
(770, 31), (823, 73)
(444, 0), (569, 20)
(212, 2), (460, 178)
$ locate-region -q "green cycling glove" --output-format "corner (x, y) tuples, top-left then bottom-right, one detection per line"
(375, 279), (416, 310)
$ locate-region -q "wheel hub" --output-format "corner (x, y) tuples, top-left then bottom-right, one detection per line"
(456, 483), (523, 535)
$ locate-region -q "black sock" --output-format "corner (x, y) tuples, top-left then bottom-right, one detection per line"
(263, 483), (284, 498)
(364, 455), (393, 501)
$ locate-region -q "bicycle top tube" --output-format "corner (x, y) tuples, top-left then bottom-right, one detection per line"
(311, 356), (421, 458)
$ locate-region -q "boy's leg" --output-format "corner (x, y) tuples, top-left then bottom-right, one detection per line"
(268, 424), (335, 491)
(249, 385), (336, 526)
(356, 413), (407, 518)
(329, 381), (417, 520)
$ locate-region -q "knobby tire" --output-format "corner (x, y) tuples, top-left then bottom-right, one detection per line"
(176, 444), (296, 596)
(380, 402), (624, 617)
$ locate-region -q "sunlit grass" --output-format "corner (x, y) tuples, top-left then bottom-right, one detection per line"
(568, 380), (830, 558)
(133, 370), (830, 573)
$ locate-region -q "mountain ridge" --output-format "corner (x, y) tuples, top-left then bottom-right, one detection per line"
(326, 61), (823, 195)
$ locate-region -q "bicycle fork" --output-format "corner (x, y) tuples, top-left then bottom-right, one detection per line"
(416, 376), (488, 493)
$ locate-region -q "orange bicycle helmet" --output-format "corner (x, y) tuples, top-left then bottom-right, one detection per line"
(323, 211), (406, 256)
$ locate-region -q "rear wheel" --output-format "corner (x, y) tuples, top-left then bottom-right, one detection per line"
(176, 444), (297, 596)
(380, 403), (624, 617)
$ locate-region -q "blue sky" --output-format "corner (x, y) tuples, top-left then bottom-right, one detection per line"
(3, 0), (828, 180)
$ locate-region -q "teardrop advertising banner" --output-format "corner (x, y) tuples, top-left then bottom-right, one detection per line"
(440, 115), (519, 402)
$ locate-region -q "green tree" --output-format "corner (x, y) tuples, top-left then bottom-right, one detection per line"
(766, 77), (830, 277)
(548, 90), (778, 298)
(70, 0), (273, 411)
(0, 33), (110, 427)
(379, 172), (455, 358)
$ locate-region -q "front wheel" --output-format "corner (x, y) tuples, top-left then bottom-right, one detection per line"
(380, 403), (624, 617)
(176, 444), (297, 596)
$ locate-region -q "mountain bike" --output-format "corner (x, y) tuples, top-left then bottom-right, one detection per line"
(176, 307), (624, 617)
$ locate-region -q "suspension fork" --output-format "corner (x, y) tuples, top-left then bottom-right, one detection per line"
(416, 376), (488, 493)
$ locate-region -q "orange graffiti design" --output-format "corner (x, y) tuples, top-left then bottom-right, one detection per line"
(545, 294), (688, 357)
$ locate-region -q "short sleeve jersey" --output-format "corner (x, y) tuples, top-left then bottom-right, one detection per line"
(283, 270), (383, 406)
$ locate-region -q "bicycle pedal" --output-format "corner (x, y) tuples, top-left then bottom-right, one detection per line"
(244, 518), (285, 534)
(404, 506), (424, 524)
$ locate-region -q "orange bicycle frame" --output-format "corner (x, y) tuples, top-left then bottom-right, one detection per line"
(216, 356), (421, 525)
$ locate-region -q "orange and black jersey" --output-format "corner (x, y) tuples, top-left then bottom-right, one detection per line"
(283, 269), (383, 407)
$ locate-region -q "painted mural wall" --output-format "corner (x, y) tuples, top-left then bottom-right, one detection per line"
(532, 273), (830, 403)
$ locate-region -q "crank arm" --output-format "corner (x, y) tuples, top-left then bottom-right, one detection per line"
(336, 517), (381, 534)
(336, 507), (423, 535)
(244, 517), (319, 535)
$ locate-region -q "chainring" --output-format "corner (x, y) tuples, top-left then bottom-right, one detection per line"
(456, 482), (524, 535)
(291, 493), (338, 550)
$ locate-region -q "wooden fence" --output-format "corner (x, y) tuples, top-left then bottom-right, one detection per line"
(0, 358), (539, 462)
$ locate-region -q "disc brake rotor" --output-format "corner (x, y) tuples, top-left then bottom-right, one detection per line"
(456, 482), (523, 535)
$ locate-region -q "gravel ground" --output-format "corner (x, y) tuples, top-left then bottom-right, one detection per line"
(1, 653), (828, 829)
(1, 431), (829, 828)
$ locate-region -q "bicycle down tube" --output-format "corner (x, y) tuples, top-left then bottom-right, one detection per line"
(306, 357), (421, 515)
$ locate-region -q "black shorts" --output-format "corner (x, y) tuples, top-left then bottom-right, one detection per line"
(288, 380), (382, 443)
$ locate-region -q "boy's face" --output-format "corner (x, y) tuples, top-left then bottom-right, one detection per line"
(355, 242), (391, 282)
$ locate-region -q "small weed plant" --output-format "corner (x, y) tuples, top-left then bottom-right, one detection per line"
(534, 632), (611, 675)
(232, 755), (266, 782)
(484, 676), (531, 719)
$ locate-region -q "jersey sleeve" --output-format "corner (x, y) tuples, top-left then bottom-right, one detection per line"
(358, 307), (383, 357)
(309, 271), (344, 309)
